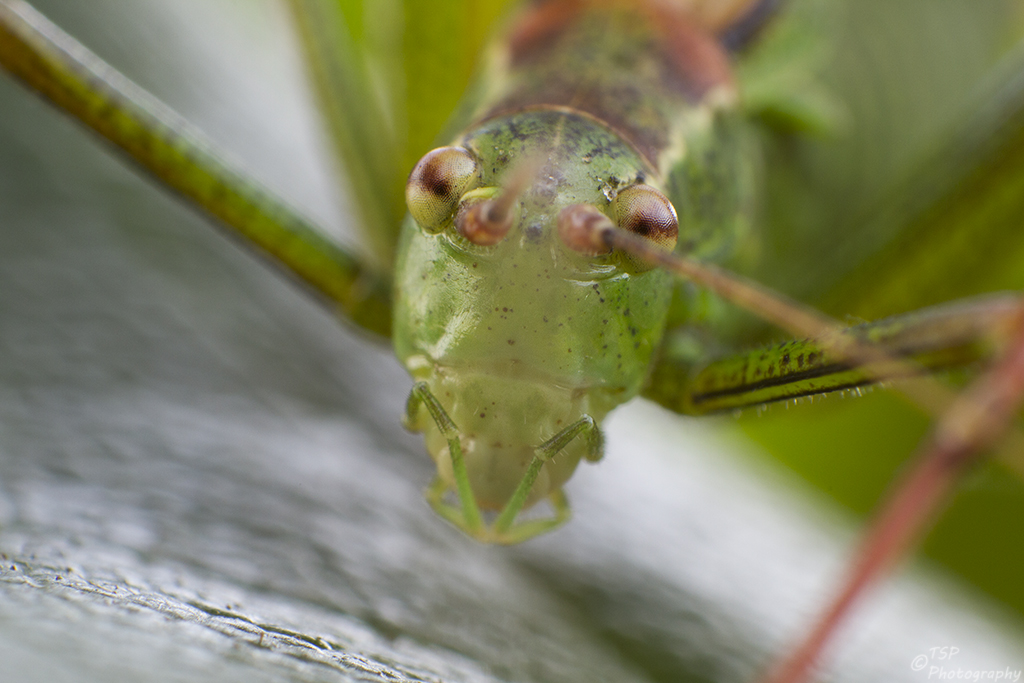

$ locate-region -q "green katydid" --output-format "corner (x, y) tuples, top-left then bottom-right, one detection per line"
(2, 1), (1024, 683)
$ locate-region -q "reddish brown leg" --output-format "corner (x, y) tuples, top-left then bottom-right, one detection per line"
(757, 310), (1024, 683)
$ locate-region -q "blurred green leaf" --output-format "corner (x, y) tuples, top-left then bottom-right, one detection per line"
(288, 0), (513, 268)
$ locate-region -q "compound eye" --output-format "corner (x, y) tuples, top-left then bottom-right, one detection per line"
(406, 146), (479, 232)
(613, 184), (678, 251)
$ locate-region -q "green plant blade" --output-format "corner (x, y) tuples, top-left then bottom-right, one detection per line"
(287, 0), (513, 269)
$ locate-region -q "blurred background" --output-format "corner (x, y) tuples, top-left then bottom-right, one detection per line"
(0, 1), (1022, 682)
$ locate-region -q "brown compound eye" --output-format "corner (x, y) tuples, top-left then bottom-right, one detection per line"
(613, 184), (678, 250)
(406, 146), (479, 232)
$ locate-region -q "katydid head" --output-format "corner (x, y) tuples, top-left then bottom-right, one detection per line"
(394, 109), (678, 542)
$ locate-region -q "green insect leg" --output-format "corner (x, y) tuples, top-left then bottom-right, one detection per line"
(407, 381), (601, 544)
(489, 416), (602, 545)
(644, 294), (1024, 415)
(405, 382), (486, 536)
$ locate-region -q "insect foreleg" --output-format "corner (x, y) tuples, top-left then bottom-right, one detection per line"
(646, 294), (1024, 415)
(0, 1), (391, 336)
(491, 416), (601, 543)
(405, 382), (486, 536)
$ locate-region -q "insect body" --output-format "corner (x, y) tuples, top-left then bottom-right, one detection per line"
(398, 112), (672, 531)
(395, 2), (754, 540)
